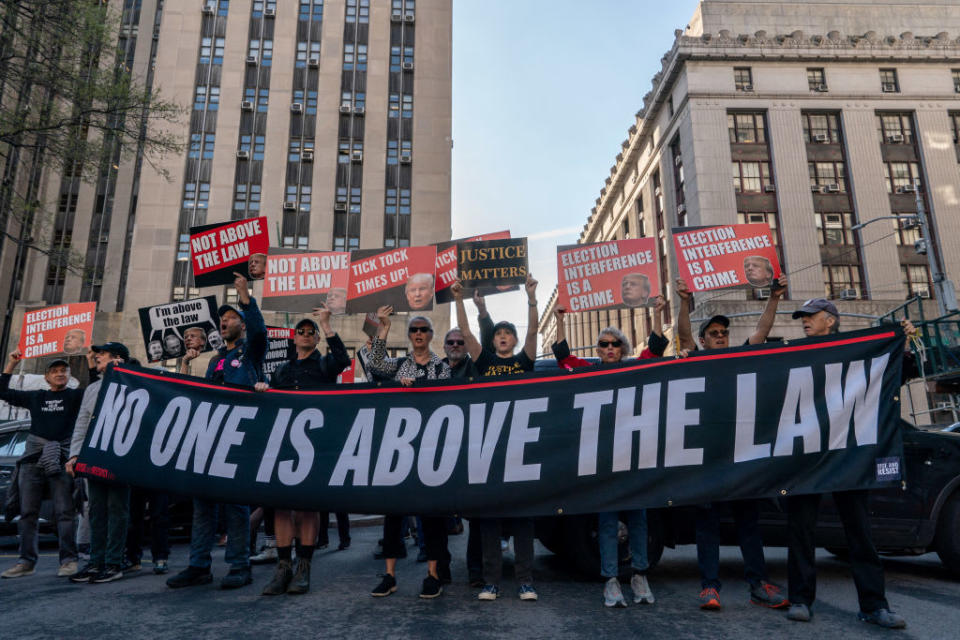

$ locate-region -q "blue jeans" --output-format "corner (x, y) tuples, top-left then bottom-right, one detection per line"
(189, 500), (250, 570)
(598, 510), (648, 578)
(87, 479), (130, 568)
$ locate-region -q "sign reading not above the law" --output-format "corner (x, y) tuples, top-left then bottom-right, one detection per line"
(262, 250), (350, 314)
(190, 217), (270, 287)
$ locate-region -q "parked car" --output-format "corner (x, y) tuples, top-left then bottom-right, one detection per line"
(532, 359), (960, 579)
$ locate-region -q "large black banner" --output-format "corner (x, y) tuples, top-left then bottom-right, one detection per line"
(76, 327), (905, 517)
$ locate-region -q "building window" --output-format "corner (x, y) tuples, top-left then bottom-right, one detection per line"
(802, 112), (840, 143)
(891, 216), (922, 246)
(738, 212), (781, 247)
(949, 112), (960, 143)
(815, 212), (856, 246)
(807, 68), (827, 91)
(880, 68), (899, 93)
(884, 161), (921, 193)
(731, 161), (773, 193)
(199, 37), (225, 65)
(343, 43), (367, 71)
(728, 112), (766, 144)
(902, 264), (932, 299)
(188, 133), (215, 159)
(252, 1), (277, 17)
(734, 67), (753, 91)
(823, 265), (862, 300)
(877, 113), (913, 143)
(299, 0), (324, 21)
(808, 161), (847, 192)
(296, 41), (321, 67)
(249, 39), (273, 66)
(345, 0), (369, 23)
(953, 69), (960, 93)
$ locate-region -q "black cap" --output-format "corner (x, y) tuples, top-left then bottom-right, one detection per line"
(295, 318), (319, 333)
(492, 320), (518, 338)
(92, 342), (130, 361)
(217, 304), (245, 321)
(792, 298), (839, 319)
(698, 315), (730, 338)
(45, 358), (69, 370)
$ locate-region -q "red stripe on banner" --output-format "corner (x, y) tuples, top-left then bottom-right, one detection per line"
(117, 330), (896, 397)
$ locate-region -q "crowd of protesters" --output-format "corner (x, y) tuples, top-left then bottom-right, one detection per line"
(0, 270), (917, 629)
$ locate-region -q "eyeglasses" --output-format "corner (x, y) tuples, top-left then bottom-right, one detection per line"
(408, 326), (432, 334)
(296, 328), (316, 336)
(706, 329), (729, 338)
(597, 340), (622, 348)
(445, 339), (465, 346)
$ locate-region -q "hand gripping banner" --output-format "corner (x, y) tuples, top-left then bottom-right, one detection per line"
(76, 327), (905, 517)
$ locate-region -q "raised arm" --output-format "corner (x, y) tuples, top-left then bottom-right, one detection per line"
(364, 306), (401, 377)
(452, 281), (482, 360)
(645, 295), (669, 357)
(475, 290), (495, 353)
(748, 275), (787, 345)
(314, 305), (351, 374)
(523, 274), (539, 362)
(0, 350), (30, 406)
(675, 278), (696, 352)
(235, 273), (267, 367)
(552, 307), (567, 345)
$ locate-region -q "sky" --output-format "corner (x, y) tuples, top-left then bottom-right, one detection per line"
(449, 0), (700, 347)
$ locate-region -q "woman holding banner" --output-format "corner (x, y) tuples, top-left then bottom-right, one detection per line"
(550, 296), (672, 608)
(360, 306), (452, 600)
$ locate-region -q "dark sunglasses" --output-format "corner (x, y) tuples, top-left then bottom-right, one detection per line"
(296, 328), (316, 336)
(445, 339), (465, 346)
(408, 326), (432, 334)
(597, 340), (622, 348)
(706, 329), (729, 338)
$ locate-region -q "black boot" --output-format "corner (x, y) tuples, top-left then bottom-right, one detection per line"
(261, 560), (292, 595)
(286, 558), (311, 594)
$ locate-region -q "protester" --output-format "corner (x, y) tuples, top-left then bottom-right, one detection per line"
(675, 276), (789, 611)
(550, 297), (670, 607)
(784, 298), (908, 629)
(319, 512), (351, 551)
(65, 342), (132, 584)
(452, 275), (540, 602)
(254, 306), (350, 596)
(360, 306), (452, 599)
(167, 272), (266, 590)
(0, 352), (85, 578)
(126, 488), (171, 575)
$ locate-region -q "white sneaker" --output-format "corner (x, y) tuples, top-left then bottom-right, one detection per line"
(57, 561), (79, 577)
(603, 577), (627, 608)
(250, 545), (278, 564)
(631, 573), (655, 604)
(1, 562), (35, 579)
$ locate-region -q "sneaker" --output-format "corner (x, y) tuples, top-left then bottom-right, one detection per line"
(121, 559), (141, 574)
(420, 575), (443, 599)
(786, 603), (812, 622)
(371, 573), (397, 597)
(750, 580), (788, 609)
(220, 566), (252, 589)
(603, 577), (627, 608)
(262, 559), (293, 596)
(69, 563), (102, 584)
(166, 566), (213, 589)
(337, 539), (351, 551)
(699, 587), (722, 610)
(858, 608), (906, 629)
(57, 561), (79, 577)
(287, 559), (311, 595)
(518, 584), (538, 601)
(1, 562), (35, 579)
(416, 549), (428, 563)
(478, 584), (499, 601)
(250, 545), (278, 565)
(153, 560), (169, 575)
(91, 566), (124, 583)
(631, 574), (655, 604)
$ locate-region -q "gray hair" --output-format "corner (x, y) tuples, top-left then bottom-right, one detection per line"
(596, 326), (632, 360)
(407, 315), (434, 331)
(444, 326), (464, 342)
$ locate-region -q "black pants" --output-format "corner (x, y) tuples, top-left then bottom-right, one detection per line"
(383, 515), (449, 564)
(319, 512), (350, 546)
(126, 488), (170, 564)
(787, 490), (887, 612)
(466, 518), (483, 579)
(696, 499), (766, 590)
(479, 517), (534, 585)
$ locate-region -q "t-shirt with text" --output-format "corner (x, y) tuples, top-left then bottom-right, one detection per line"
(475, 349), (534, 377)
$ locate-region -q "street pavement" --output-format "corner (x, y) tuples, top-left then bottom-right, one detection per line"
(1, 523), (957, 639)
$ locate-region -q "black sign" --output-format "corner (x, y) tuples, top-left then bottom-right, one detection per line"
(457, 237), (528, 290)
(76, 327), (905, 517)
(137, 297), (221, 363)
(263, 327), (296, 382)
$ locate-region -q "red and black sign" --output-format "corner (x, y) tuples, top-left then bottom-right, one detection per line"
(345, 246), (437, 314)
(556, 238), (660, 312)
(190, 217), (270, 287)
(262, 326), (296, 382)
(261, 250), (350, 314)
(673, 224), (781, 293)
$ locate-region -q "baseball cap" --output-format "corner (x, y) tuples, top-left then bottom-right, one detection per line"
(792, 298), (838, 319)
(46, 358), (69, 370)
(492, 320), (518, 338)
(698, 315), (730, 338)
(91, 342), (130, 361)
(295, 318), (319, 333)
(217, 304), (245, 321)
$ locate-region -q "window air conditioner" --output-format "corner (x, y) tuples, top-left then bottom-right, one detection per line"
(339, 104), (352, 114)
(764, 184), (776, 193)
(353, 106), (365, 115)
(91, 278), (103, 286)
(351, 151), (363, 162)
(812, 133), (829, 143)
(898, 184), (917, 193)
(810, 184), (822, 192)
(918, 289), (932, 299)
(677, 203), (686, 214)
(402, 61), (414, 71)
(824, 184), (841, 193)
(334, 202), (347, 211)
(399, 152), (412, 164)
(741, 84), (753, 91)
(264, 7), (275, 17)
(404, 13), (415, 22)
(246, 55), (258, 65)
(881, 82), (898, 92)
(839, 289), (858, 301)
(241, 101), (254, 111)
(202, 5), (215, 15)
(815, 83), (828, 92)
(308, 57), (319, 68)
(236, 150), (250, 159)
(290, 103), (304, 113)
(915, 238), (928, 255)
(301, 151), (313, 162)
(756, 288), (770, 300)
(283, 201), (297, 211)
(391, 13), (402, 22)
(888, 133), (904, 143)
(99, 234), (110, 244)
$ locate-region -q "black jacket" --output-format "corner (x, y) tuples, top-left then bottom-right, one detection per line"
(271, 334), (351, 390)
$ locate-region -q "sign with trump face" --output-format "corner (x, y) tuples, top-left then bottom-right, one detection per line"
(344, 246), (438, 314)
(672, 224), (781, 293)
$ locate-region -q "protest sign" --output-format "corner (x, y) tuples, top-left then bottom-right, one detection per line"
(17, 303), (96, 359)
(138, 297), (220, 363)
(337, 360), (356, 384)
(456, 237), (528, 291)
(190, 217), (270, 287)
(263, 327), (296, 382)
(77, 327), (905, 517)
(361, 313), (380, 339)
(556, 238), (660, 312)
(345, 246), (438, 314)
(434, 231), (513, 304)
(262, 250), (350, 313)
(673, 224), (781, 293)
